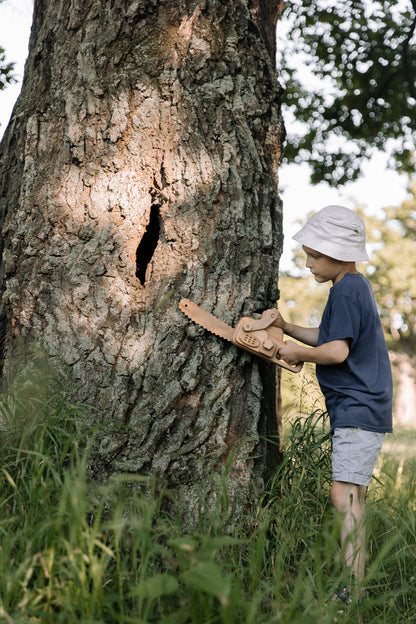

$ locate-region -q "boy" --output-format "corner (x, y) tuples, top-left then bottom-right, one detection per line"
(275, 205), (393, 601)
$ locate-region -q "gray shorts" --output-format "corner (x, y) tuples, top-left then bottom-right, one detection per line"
(332, 427), (385, 486)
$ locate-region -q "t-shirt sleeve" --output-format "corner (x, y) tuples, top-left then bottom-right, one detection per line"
(320, 294), (361, 346)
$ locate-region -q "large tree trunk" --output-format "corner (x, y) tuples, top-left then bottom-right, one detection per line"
(0, 0), (285, 517)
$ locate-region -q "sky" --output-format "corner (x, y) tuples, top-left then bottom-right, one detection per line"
(0, 0), (411, 271)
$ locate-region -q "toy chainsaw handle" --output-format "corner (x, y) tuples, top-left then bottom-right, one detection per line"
(255, 312), (303, 373)
(242, 308), (279, 332)
(233, 320), (303, 373)
(274, 343), (303, 373)
(270, 332), (303, 373)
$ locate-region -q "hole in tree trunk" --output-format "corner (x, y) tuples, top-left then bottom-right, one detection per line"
(136, 204), (160, 285)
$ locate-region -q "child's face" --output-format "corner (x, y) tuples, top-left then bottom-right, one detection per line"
(302, 246), (349, 284)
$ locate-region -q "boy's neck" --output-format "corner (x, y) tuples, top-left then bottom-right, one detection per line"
(333, 262), (358, 284)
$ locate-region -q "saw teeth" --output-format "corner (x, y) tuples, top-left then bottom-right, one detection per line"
(179, 299), (234, 341)
(182, 311), (231, 341)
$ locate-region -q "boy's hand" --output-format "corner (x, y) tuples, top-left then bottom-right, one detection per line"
(277, 340), (301, 366)
(272, 310), (287, 332)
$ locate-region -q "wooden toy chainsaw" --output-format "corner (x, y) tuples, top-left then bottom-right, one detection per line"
(179, 299), (302, 373)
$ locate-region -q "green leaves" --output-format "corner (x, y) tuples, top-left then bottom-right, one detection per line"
(0, 46), (15, 91)
(131, 574), (179, 599)
(182, 561), (232, 605)
(277, 0), (416, 184)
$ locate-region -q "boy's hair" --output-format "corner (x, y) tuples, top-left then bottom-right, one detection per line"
(293, 205), (369, 262)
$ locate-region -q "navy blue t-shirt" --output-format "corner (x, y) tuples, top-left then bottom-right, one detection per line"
(316, 273), (393, 433)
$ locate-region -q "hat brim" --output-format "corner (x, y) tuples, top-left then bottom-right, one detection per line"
(293, 230), (369, 262)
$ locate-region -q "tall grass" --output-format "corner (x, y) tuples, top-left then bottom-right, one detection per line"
(1, 390), (415, 623)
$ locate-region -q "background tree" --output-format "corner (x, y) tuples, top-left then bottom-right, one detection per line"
(365, 185), (416, 352)
(0, 0), (286, 518)
(365, 184), (416, 426)
(277, 0), (416, 185)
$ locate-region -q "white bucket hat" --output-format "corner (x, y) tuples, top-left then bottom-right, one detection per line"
(292, 205), (369, 262)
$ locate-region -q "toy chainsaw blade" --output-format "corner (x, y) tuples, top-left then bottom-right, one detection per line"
(179, 299), (302, 373)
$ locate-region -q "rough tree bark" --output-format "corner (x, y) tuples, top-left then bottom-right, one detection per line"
(0, 0), (285, 516)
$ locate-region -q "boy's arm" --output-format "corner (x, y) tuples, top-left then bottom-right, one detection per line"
(272, 311), (319, 346)
(272, 311), (349, 365)
(281, 322), (320, 347)
(278, 339), (349, 366)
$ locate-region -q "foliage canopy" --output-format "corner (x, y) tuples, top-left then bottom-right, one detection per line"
(277, 0), (416, 185)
